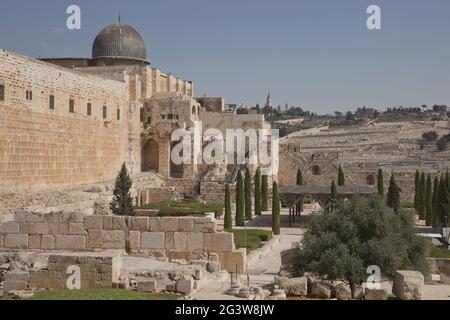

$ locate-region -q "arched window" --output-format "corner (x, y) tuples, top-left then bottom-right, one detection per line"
(366, 174), (376, 186)
(312, 165), (321, 176)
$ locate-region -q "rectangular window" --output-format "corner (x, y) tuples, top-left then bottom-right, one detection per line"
(69, 99), (75, 113)
(30, 91), (32, 100)
(116, 108), (120, 120)
(103, 106), (107, 119)
(49, 95), (55, 109)
(87, 103), (92, 116)
(168, 114), (174, 120)
(26, 90), (33, 101)
(0, 85), (4, 101)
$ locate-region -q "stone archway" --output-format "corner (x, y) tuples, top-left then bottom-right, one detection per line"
(142, 139), (159, 172)
(170, 141), (184, 179)
(312, 165), (321, 176)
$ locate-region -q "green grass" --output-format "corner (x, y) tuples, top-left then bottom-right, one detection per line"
(137, 200), (224, 218)
(428, 245), (450, 259)
(225, 229), (273, 252)
(401, 201), (415, 209)
(1, 289), (180, 301)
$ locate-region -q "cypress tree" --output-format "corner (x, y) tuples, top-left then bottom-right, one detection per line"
(261, 175), (269, 211)
(438, 174), (449, 227)
(425, 174), (433, 226)
(272, 181), (280, 235)
(110, 163), (135, 216)
(432, 176), (440, 228)
(254, 168), (262, 216)
(377, 169), (384, 196)
(330, 180), (338, 211)
(224, 183), (232, 229)
(244, 169), (252, 221)
(386, 174), (401, 212)
(414, 170), (420, 211)
(418, 172), (426, 220)
(235, 170), (245, 226)
(296, 168), (303, 214)
(338, 165), (345, 186)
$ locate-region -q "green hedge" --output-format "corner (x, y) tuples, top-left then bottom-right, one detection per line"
(225, 229), (273, 252)
(137, 200), (224, 218)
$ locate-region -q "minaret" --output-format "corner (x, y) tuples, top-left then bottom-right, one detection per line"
(265, 92), (273, 108)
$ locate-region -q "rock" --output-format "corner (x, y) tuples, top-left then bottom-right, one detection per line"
(274, 276), (307, 297)
(206, 262), (216, 273)
(351, 284), (364, 300)
(364, 288), (388, 300)
(392, 270), (424, 300)
(310, 281), (332, 299)
(93, 200), (111, 215)
(176, 276), (194, 294)
(271, 289), (287, 300)
(8, 291), (34, 299)
(306, 274), (315, 295)
(334, 283), (352, 300)
(137, 281), (157, 293)
(280, 248), (297, 273)
(238, 287), (250, 298)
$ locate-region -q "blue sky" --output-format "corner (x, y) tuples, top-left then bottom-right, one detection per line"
(1, 0), (450, 113)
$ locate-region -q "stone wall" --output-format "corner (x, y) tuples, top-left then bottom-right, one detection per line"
(0, 49), (133, 191)
(0, 212), (235, 260)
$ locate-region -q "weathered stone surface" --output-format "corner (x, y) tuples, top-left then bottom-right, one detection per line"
(220, 250), (246, 273)
(69, 223), (85, 235)
(392, 270), (424, 300)
(29, 235), (42, 249)
(48, 223), (69, 235)
(274, 276), (307, 297)
(334, 283), (352, 300)
(35, 222), (49, 235)
(1, 222), (19, 234)
(176, 276), (194, 294)
(187, 232), (204, 251)
(130, 217), (149, 231)
(29, 270), (50, 289)
(141, 232), (165, 249)
(351, 284), (364, 299)
(160, 218), (179, 232)
(54, 235), (86, 250)
(130, 231), (140, 250)
(178, 218), (194, 232)
(364, 288), (388, 300)
(174, 232), (188, 251)
(148, 218), (161, 232)
(19, 222), (36, 234)
(137, 280), (157, 293)
(88, 230), (125, 249)
(310, 281), (332, 299)
(3, 271), (30, 294)
(84, 216), (103, 230)
(112, 216), (127, 230)
(204, 233), (234, 252)
(103, 216), (113, 230)
(165, 232), (174, 250)
(41, 235), (55, 250)
(4, 234), (29, 249)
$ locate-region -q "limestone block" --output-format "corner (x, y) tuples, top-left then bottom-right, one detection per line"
(160, 217), (179, 232)
(103, 216), (113, 230)
(364, 288), (388, 300)
(137, 280), (157, 293)
(69, 223), (85, 235)
(87, 230), (125, 249)
(174, 232), (188, 251)
(220, 249), (246, 273)
(194, 222), (216, 233)
(0, 235), (3, 247)
(334, 283), (352, 300)
(29, 235), (42, 249)
(29, 270), (50, 290)
(392, 270), (424, 300)
(130, 231), (140, 250)
(165, 232), (174, 250)
(4, 271), (30, 293)
(130, 217), (149, 231)
(351, 284), (364, 299)
(148, 218), (161, 232)
(35, 222), (49, 235)
(178, 218), (194, 232)
(19, 222), (36, 234)
(310, 281), (332, 299)
(1, 222), (19, 234)
(84, 216), (103, 230)
(54, 235), (86, 250)
(14, 211), (28, 223)
(204, 233), (234, 252)
(41, 235), (55, 250)
(274, 276), (307, 297)
(49, 223), (69, 235)
(187, 232), (204, 251)
(112, 216), (127, 230)
(141, 232), (165, 249)
(176, 276), (194, 294)
(26, 213), (45, 223)
(4, 234), (29, 249)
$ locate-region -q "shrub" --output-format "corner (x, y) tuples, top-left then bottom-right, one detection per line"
(422, 131), (438, 141)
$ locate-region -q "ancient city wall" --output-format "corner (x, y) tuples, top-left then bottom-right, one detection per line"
(0, 50), (132, 191)
(0, 212), (235, 261)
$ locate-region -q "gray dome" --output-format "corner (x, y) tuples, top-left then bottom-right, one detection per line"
(92, 23), (148, 62)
